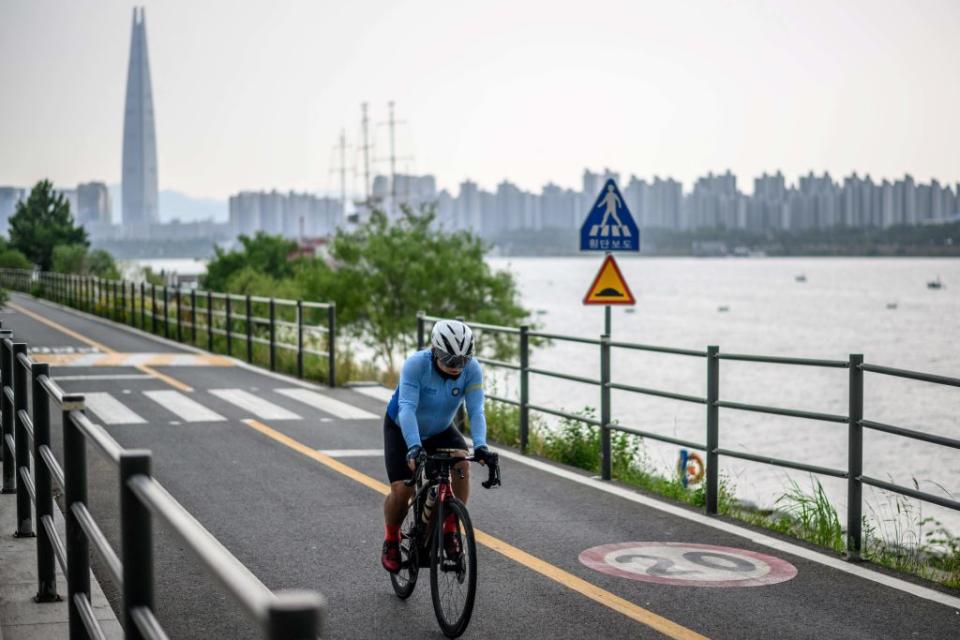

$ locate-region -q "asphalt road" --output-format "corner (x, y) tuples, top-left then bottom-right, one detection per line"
(2, 292), (958, 639)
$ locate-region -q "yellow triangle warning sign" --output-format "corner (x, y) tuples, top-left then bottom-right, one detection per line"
(583, 255), (635, 305)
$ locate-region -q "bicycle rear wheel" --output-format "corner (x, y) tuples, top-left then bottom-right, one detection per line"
(429, 497), (477, 638)
(390, 501), (420, 599)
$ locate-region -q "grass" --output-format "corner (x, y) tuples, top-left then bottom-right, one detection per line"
(861, 481), (960, 589)
(483, 399), (738, 513)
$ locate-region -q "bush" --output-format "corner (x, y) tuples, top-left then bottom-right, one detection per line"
(0, 248), (31, 270)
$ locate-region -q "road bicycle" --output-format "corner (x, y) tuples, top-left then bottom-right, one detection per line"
(390, 449), (501, 638)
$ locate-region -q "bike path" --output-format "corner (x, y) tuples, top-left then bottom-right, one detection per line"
(2, 293), (958, 639)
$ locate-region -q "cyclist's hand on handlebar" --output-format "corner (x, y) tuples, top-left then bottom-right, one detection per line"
(475, 448), (501, 489)
(406, 445), (425, 472)
(473, 445), (492, 466)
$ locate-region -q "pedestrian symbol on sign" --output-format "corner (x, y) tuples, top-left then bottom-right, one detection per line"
(594, 184), (630, 238)
(580, 179), (640, 252)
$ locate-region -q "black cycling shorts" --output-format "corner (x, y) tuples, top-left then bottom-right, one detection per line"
(383, 413), (468, 483)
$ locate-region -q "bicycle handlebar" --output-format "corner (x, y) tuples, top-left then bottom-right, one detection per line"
(403, 451), (501, 489)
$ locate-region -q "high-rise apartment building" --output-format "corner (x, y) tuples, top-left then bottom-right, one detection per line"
(77, 182), (112, 225)
(0, 187), (25, 236)
(228, 191), (341, 240)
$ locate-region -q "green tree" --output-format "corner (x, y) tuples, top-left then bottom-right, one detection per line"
(202, 233), (300, 291)
(304, 207), (528, 371)
(87, 249), (120, 279)
(9, 179), (88, 270)
(51, 244), (87, 274)
(51, 245), (120, 279)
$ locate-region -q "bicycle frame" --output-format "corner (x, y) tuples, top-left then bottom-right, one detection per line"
(408, 454), (469, 548)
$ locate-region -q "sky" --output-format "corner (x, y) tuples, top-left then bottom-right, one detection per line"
(1, 0), (958, 201)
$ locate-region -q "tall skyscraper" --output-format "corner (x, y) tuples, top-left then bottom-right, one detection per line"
(121, 7), (159, 225)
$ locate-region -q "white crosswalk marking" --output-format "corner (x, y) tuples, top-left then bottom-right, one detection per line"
(275, 388), (377, 420)
(353, 385), (394, 403)
(317, 449), (383, 457)
(144, 390), (226, 423)
(84, 392), (146, 425)
(210, 389), (301, 420)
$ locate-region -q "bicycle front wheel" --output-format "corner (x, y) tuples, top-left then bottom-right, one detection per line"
(429, 497), (477, 638)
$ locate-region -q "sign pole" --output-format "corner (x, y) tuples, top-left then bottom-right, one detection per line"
(604, 252), (612, 336)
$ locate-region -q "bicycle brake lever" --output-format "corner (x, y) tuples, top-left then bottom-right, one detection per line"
(481, 458), (501, 489)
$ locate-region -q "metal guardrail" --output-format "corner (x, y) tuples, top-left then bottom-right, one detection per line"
(0, 325), (325, 639)
(418, 312), (960, 560)
(0, 269), (337, 387)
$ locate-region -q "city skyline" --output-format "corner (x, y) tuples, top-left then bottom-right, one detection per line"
(1, 1), (959, 202)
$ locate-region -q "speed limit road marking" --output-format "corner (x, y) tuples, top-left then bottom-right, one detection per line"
(579, 542), (797, 587)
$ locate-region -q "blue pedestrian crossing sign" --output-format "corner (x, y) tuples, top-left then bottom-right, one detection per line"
(580, 179), (639, 252)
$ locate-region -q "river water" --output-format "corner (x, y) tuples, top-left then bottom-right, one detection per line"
(486, 257), (960, 536)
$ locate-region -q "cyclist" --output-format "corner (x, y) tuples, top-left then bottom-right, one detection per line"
(381, 319), (494, 573)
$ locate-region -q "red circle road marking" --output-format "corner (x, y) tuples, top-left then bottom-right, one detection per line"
(579, 542), (798, 587)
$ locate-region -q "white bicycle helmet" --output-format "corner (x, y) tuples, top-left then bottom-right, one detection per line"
(431, 319), (474, 368)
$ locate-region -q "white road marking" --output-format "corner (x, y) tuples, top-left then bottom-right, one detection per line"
(210, 389), (300, 420)
(490, 446), (960, 611)
(352, 385), (394, 403)
(144, 390), (226, 423)
(317, 449), (383, 457)
(52, 374), (153, 382)
(275, 388), (377, 420)
(83, 392), (146, 425)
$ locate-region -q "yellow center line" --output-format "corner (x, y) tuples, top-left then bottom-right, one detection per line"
(8, 301), (193, 392)
(136, 364), (192, 392)
(9, 302), (113, 353)
(242, 418), (708, 640)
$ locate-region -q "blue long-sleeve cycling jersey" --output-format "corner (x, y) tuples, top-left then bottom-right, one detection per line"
(386, 349), (487, 451)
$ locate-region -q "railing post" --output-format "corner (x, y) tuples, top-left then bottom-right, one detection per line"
(140, 282), (145, 329)
(121, 280), (127, 323)
(847, 353), (864, 561)
(176, 287), (183, 343)
(296, 300), (304, 379)
(246, 294), (253, 364)
(207, 291), (214, 352)
(327, 304), (336, 387)
(119, 450), (153, 640)
(63, 406), (91, 640)
(519, 325), (530, 454)
(269, 298), (276, 371)
(163, 286), (170, 338)
(31, 361), (59, 602)
(130, 281), (136, 325)
(706, 345), (720, 515)
(151, 285), (158, 334)
(267, 591), (324, 640)
(600, 334), (611, 481)
(416, 311), (426, 350)
(1, 335), (15, 492)
(190, 289), (197, 344)
(226, 295), (233, 356)
(13, 343), (33, 536)
(112, 280), (118, 320)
